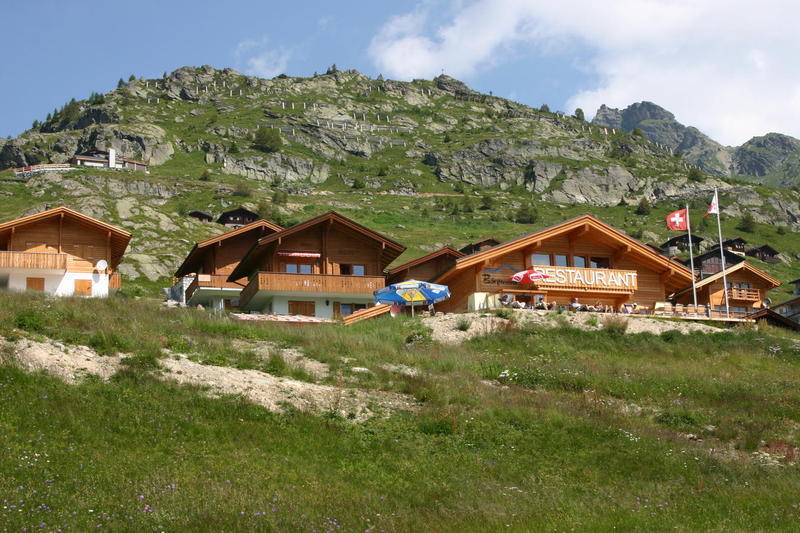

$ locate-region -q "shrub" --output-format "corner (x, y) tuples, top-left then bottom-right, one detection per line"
(351, 177), (366, 190)
(253, 127), (283, 153)
(601, 315), (628, 336)
(660, 329), (683, 342)
(492, 308), (514, 320)
(271, 190), (288, 204)
(738, 212), (756, 233)
(687, 167), (703, 182)
(232, 182), (253, 197)
(15, 309), (46, 332)
(455, 317), (472, 331)
(199, 169), (211, 181)
(635, 198), (651, 215)
(514, 203), (538, 224)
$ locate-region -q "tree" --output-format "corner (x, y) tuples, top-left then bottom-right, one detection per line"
(635, 198), (651, 215)
(232, 182), (253, 197)
(199, 169), (211, 181)
(514, 203), (538, 224)
(253, 127), (282, 153)
(739, 211), (756, 233)
(632, 127), (645, 139)
(539, 104), (550, 113)
(351, 177), (366, 190)
(229, 141), (239, 154)
(480, 194), (494, 210)
(117, 78), (125, 89)
(461, 196), (475, 213)
(687, 167), (703, 182)
(574, 108), (585, 121)
(326, 64), (338, 75)
(376, 73), (384, 81)
(128, 74), (136, 82)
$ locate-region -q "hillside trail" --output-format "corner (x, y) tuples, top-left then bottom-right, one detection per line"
(1, 337), (415, 422)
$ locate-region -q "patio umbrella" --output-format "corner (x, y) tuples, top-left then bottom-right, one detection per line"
(373, 280), (451, 317)
(509, 269), (551, 284)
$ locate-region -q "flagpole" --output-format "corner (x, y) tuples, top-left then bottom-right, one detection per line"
(685, 203), (698, 308)
(714, 188), (731, 319)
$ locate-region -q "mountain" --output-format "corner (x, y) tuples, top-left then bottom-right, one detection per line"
(0, 66), (798, 291)
(592, 101), (800, 187)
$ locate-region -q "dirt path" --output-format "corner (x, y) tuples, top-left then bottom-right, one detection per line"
(2, 338), (414, 422)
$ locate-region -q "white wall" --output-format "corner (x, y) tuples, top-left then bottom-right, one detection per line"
(7, 270), (110, 298)
(269, 296), (374, 319)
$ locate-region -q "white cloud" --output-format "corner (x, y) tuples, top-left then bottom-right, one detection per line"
(235, 38), (291, 79)
(369, 0), (800, 145)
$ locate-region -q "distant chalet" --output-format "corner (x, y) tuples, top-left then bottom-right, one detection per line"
(69, 149), (148, 173)
(217, 208), (260, 229)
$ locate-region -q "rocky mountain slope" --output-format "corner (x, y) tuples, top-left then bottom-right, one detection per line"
(0, 66), (798, 291)
(592, 101), (800, 187)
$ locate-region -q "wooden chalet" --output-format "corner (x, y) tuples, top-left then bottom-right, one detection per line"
(68, 149), (148, 173)
(746, 244), (780, 262)
(771, 295), (800, 324)
(458, 238), (501, 256)
(217, 208), (259, 229)
(746, 308), (800, 331)
(387, 246), (464, 285)
(672, 261), (780, 318)
(683, 247), (745, 278)
(722, 237), (747, 254)
(432, 215), (694, 313)
(188, 210), (213, 223)
(660, 233), (705, 252)
(0, 206), (131, 297)
(227, 211), (405, 318)
(173, 219), (283, 309)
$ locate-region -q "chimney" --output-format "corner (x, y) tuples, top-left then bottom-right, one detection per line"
(108, 148), (116, 168)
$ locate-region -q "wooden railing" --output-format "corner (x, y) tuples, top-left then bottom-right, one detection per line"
(186, 274), (247, 301)
(0, 250), (67, 270)
(240, 272), (385, 308)
(109, 272), (122, 290)
(726, 287), (761, 301)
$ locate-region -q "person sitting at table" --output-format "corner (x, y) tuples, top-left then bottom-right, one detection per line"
(570, 297), (584, 311)
(499, 293), (514, 307)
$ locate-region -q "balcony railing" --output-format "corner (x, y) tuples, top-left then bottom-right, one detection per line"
(726, 287), (761, 301)
(0, 250), (67, 270)
(240, 272), (385, 308)
(109, 272), (122, 290)
(186, 274), (247, 301)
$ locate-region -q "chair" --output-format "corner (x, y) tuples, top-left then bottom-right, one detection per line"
(673, 303), (684, 316)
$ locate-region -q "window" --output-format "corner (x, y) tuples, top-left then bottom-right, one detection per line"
(590, 257), (610, 269)
(352, 265), (365, 276)
(299, 264), (312, 274)
(572, 256), (586, 268)
(285, 264), (298, 274)
(340, 264), (365, 276)
(555, 254), (568, 267)
(285, 263), (313, 274)
(532, 253), (551, 266)
(339, 303), (367, 317)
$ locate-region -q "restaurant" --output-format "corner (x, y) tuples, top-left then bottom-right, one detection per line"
(430, 215), (695, 313)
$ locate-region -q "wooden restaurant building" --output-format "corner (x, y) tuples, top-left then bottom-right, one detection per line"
(227, 211), (405, 319)
(422, 215), (695, 313)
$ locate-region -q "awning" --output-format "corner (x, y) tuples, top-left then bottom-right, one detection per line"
(276, 250), (321, 258)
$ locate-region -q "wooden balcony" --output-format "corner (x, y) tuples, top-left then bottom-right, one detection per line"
(240, 272), (385, 308)
(186, 274), (247, 301)
(726, 287), (761, 301)
(0, 250), (67, 271)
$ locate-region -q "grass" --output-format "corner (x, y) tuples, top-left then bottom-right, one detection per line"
(2, 291), (800, 530)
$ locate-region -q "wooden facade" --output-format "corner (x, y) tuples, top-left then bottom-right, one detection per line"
(217, 208), (260, 228)
(229, 211), (405, 318)
(746, 245), (780, 262)
(432, 215), (694, 313)
(682, 248), (745, 279)
(387, 247), (464, 285)
(673, 261), (780, 318)
(0, 207), (131, 297)
(174, 219), (282, 307)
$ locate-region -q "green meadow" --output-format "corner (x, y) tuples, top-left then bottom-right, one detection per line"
(2, 291), (800, 531)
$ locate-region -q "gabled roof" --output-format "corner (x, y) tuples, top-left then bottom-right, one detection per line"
(0, 206), (132, 268)
(672, 261), (781, 298)
(746, 244), (780, 255)
(771, 294), (800, 312)
(436, 214), (694, 289)
(174, 219), (282, 277)
(723, 237), (747, 245)
(458, 238), (501, 255)
(789, 278), (800, 285)
(387, 246), (464, 276)
(746, 308), (800, 331)
(684, 247), (745, 265)
(661, 233), (705, 248)
(227, 211), (406, 281)
(216, 207), (259, 223)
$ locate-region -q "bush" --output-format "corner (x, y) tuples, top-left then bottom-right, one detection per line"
(601, 315), (628, 336)
(271, 190), (288, 204)
(351, 177), (366, 190)
(635, 198), (651, 215)
(455, 317), (472, 331)
(687, 167), (703, 182)
(514, 203), (538, 224)
(253, 127), (282, 153)
(232, 182), (253, 197)
(15, 309), (46, 332)
(739, 212), (756, 233)
(492, 308), (514, 320)
(199, 169), (211, 181)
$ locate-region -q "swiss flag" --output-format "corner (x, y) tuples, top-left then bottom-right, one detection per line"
(666, 208), (688, 231)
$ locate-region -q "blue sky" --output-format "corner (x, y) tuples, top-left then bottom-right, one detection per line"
(3, 0), (798, 145)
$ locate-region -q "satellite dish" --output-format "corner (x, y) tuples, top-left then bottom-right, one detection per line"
(95, 259), (108, 271)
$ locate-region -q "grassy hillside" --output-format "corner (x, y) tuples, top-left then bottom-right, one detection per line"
(2, 291), (800, 531)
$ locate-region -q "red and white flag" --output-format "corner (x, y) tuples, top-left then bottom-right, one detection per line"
(703, 190), (719, 218)
(666, 208), (688, 231)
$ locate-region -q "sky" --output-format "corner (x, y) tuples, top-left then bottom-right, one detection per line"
(2, 0), (799, 146)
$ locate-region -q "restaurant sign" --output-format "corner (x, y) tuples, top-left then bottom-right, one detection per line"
(479, 265), (638, 292)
